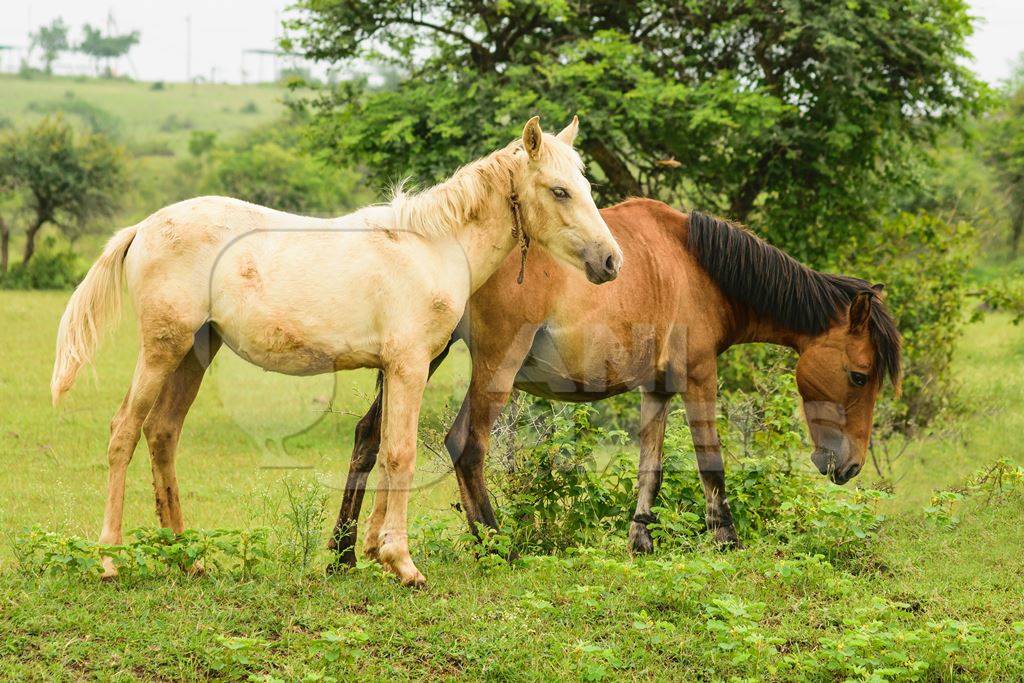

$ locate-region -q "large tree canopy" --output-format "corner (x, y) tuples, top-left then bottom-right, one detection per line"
(287, 0), (982, 263)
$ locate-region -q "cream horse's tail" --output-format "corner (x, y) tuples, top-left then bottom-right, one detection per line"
(51, 224), (138, 406)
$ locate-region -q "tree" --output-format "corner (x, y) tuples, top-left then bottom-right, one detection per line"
(195, 117), (367, 214)
(984, 59), (1024, 256)
(287, 0), (982, 264)
(78, 24), (140, 77)
(30, 17), (70, 74)
(0, 192), (11, 275)
(0, 116), (127, 265)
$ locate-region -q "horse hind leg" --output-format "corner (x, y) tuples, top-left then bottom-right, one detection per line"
(328, 390), (382, 570)
(99, 332), (194, 578)
(144, 326), (221, 537)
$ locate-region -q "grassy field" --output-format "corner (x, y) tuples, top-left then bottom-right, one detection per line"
(0, 287), (1022, 679)
(2, 77), (1023, 675)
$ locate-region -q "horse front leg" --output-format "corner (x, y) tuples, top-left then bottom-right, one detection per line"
(628, 390), (673, 554)
(684, 372), (740, 548)
(376, 357), (430, 587)
(329, 340), (453, 571)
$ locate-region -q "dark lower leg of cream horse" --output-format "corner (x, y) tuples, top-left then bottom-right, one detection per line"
(332, 200), (901, 563)
(51, 116), (623, 586)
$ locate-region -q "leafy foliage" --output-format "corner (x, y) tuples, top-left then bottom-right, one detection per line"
(852, 211), (976, 435)
(288, 0), (982, 264)
(0, 115), (126, 266)
(29, 18), (70, 74)
(472, 371), (889, 564)
(0, 236), (82, 289)
(976, 275), (1024, 324)
(177, 116), (369, 215)
(982, 58), (1024, 255)
(11, 526), (271, 581)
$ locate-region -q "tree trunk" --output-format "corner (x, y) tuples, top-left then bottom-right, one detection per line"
(1011, 202), (1023, 258)
(0, 216), (8, 275)
(580, 138), (642, 200)
(23, 217), (45, 266)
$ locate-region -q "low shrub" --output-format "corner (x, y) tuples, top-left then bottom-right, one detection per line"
(923, 458), (1024, 528)
(0, 238), (83, 289)
(486, 401), (630, 553)
(474, 370), (891, 563)
(11, 526), (271, 580)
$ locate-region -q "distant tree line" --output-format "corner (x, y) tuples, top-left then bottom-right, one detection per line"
(29, 17), (139, 77)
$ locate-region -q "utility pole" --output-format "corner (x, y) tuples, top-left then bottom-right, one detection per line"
(185, 15), (192, 84)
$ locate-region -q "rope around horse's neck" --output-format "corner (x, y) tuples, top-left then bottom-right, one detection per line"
(508, 170), (530, 285)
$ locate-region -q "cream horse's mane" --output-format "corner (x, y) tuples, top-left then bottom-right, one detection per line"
(389, 136), (584, 237)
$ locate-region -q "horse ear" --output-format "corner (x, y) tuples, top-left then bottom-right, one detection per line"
(849, 291), (873, 334)
(872, 283), (886, 299)
(556, 115), (579, 145)
(522, 116), (543, 160)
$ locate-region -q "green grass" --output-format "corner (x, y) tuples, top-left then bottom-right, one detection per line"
(0, 74), (285, 156)
(0, 291), (468, 541)
(864, 310), (1024, 510)
(1, 292), (1023, 679)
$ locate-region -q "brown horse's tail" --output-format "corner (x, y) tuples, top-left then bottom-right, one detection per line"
(51, 224), (138, 406)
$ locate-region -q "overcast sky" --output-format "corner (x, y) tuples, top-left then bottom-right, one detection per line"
(0, 0), (1021, 85)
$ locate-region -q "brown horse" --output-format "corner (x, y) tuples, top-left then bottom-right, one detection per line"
(329, 199), (901, 563)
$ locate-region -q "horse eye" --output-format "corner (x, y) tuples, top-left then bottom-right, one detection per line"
(551, 187), (570, 200)
(849, 371), (868, 387)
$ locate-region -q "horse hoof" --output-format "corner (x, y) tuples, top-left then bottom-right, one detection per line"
(627, 523), (654, 555)
(100, 557), (118, 581)
(379, 543), (425, 587)
(713, 525), (742, 549)
(401, 571), (427, 588)
(363, 545), (381, 562)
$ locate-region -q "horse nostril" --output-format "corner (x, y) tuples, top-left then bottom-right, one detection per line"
(604, 253), (616, 273)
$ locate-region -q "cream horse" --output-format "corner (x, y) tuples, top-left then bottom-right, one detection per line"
(51, 116), (622, 586)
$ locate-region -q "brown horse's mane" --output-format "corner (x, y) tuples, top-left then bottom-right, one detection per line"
(686, 211), (901, 385)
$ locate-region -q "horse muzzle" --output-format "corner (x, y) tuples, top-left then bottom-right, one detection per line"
(811, 447), (862, 485)
(582, 244), (622, 284)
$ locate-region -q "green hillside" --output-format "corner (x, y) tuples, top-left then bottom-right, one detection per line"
(0, 75), (286, 155)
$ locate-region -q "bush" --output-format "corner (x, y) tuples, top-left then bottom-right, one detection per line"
(0, 237), (82, 289)
(160, 114), (194, 132)
(11, 526), (271, 581)
(477, 371), (890, 563)
(204, 140), (361, 215)
(128, 138), (175, 157)
(485, 401), (630, 553)
(850, 211), (976, 437)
